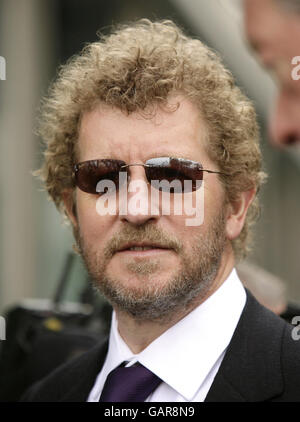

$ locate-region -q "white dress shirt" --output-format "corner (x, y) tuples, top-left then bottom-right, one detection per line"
(88, 269), (246, 402)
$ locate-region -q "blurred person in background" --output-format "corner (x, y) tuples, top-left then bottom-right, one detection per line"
(244, 0), (300, 152)
(244, 0), (300, 320)
(237, 261), (287, 315)
(21, 19), (300, 402)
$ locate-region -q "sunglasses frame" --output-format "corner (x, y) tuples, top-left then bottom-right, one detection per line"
(73, 156), (225, 194)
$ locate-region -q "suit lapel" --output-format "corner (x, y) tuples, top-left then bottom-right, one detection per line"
(205, 291), (285, 402)
(47, 291), (285, 402)
(58, 338), (109, 402)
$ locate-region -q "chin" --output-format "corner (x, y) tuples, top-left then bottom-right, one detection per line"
(107, 268), (172, 288)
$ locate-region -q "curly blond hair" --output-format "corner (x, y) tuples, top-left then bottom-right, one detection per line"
(36, 19), (266, 259)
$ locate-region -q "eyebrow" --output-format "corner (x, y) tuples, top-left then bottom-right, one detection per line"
(247, 38), (260, 54)
(247, 37), (268, 61)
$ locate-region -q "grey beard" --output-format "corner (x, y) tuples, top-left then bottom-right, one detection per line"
(79, 215), (226, 323)
(92, 254), (221, 323)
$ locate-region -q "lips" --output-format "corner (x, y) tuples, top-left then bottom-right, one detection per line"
(117, 243), (170, 252)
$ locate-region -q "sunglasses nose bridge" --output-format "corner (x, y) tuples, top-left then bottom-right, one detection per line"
(123, 163), (149, 169)
(122, 163), (151, 185)
(119, 163), (159, 224)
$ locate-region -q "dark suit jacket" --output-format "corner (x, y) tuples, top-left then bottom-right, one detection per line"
(21, 291), (300, 402)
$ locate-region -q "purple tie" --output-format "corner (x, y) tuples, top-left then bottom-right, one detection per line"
(99, 362), (162, 402)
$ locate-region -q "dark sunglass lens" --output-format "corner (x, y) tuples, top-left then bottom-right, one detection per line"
(146, 157), (203, 193)
(75, 159), (126, 194)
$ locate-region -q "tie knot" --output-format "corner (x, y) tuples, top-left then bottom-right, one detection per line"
(99, 362), (162, 402)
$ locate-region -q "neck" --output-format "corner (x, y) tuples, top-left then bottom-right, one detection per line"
(114, 246), (235, 354)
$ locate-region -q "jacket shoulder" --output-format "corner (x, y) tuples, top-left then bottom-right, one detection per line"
(206, 291), (300, 402)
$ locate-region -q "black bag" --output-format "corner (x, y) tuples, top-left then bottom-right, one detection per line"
(0, 253), (111, 402)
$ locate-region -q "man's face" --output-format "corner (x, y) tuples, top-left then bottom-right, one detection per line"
(70, 96), (232, 321)
(244, 0), (300, 151)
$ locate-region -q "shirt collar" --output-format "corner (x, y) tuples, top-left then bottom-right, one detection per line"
(104, 269), (246, 401)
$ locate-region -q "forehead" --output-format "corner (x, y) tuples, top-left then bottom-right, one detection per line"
(77, 96), (211, 164)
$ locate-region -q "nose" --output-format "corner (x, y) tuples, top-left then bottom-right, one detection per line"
(269, 92), (300, 147)
(119, 166), (160, 226)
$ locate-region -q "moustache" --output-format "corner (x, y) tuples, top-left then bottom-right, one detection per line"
(103, 224), (182, 259)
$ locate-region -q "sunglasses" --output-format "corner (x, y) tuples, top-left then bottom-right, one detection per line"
(73, 157), (224, 194)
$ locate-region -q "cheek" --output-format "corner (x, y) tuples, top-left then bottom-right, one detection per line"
(164, 210), (204, 251)
(76, 193), (114, 243)
(203, 182), (226, 219)
(166, 184), (225, 235)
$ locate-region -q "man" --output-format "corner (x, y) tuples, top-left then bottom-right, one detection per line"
(22, 19), (300, 402)
(244, 0), (300, 151)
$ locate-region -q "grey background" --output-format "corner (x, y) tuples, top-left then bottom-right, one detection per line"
(0, 0), (299, 313)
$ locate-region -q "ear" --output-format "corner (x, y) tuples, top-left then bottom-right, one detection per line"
(225, 188), (256, 241)
(62, 189), (77, 227)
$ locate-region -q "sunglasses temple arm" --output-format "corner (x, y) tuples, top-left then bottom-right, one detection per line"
(202, 169), (226, 175)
